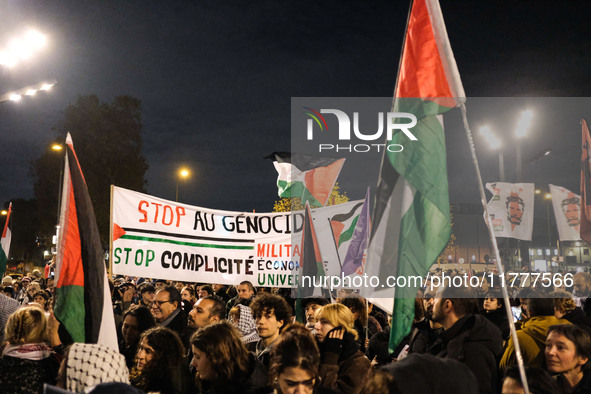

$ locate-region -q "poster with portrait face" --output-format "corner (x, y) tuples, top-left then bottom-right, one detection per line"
(485, 182), (535, 241)
(550, 184), (581, 241)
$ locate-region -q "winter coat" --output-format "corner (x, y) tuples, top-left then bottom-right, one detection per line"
(556, 369), (591, 394)
(161, 308), (195, 350)
(0, 354), (60, 393)
(563, 307), (591, 333)
(481, 307), (510, 339)
(318, 330), (371, 394)
(500, 315), (571, 370)
(198, 352), (270, 394)
(427, 314), (503, 394)
(379, 353), (479, 394)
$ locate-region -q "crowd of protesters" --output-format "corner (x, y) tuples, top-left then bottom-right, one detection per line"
(2, 269), (591, 393)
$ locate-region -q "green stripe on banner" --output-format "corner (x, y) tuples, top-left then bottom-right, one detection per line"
(120, 235), (255, 250)
(54, 284), (85, 343)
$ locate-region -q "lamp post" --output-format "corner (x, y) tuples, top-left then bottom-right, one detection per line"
(176, 167), (190, 202)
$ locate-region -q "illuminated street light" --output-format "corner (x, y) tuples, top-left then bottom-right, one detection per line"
(479, 125), (504, 181)
(0, 79), (57, 104)
(52, 144), (63, 151)
(0, 30), (47, 68)
(0, 210), (7, 216)
(515, 109), (534, 182)
(176, 167), (191, 202)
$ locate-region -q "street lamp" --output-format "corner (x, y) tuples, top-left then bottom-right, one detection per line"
(1, 79), (57, 104)
(176, 167), (191, 202)
(479, 125), (504, 182)
(0, 30), (47, 68)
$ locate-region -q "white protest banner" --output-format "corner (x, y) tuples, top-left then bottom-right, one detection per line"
(550, 184), (581, 241)
(111, 186), (362, 287)
(485, 182), (535, 241)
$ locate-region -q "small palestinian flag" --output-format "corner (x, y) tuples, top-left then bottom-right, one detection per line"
(54, 133), (118, 350)
(269, 152), (345, 207)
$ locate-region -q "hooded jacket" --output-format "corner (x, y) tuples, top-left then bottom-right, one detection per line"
(499, 315), (571, 370)
(427, 314), (503, 394)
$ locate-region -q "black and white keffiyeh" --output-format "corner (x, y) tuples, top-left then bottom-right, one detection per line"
(65, 343), (129, 393)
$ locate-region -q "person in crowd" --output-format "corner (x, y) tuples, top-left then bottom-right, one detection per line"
(480, 289), (510, 339)
(52, 342), (129, 392)
(408, 288), (443, 354)
(269, 323), (339, 394)
(16, 276), (31, 304)
(500, 294), (571, 369)
(151, 285), (194, 348)
(428, 285), (502, 394)
(2, 285), (15, 299)
(21, 280), (41, 305)
(114, 282), (137, 328)
(573, 272), (591, 316)
(314, 303), (371, 394)
(363, 353), (479, 394)
(137, 282), (156, 309)
(545, 324), (591, 393)
(339, 295), (381, 352)
(154, 279), (167, 291)
(0, 291), (19, 343)
(1, 275), (13, 288)
(32, 289), (51, 313)
(174, 281), (185, 293)
(228, 304), (260, 351)
(302, 296), (329, 332)
(119, 304), (156, 369)
(212, 283), (230, 303)
(130, 326), (192, 394)
(197, 285), (214, 299)
(45, 275), (55, 292)
(226, 280), (256, 314)
(501, 366), (561, 394)
(250, 293), (292, 368)
(190, 321), (269, 393)
(180, 285), (197, 315)
(0, 306), (61, 393)
(187, 296), (225, 330)
(552, 290), (591, 332)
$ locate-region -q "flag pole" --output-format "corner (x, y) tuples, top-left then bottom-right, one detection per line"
(459, 103), (530, 394)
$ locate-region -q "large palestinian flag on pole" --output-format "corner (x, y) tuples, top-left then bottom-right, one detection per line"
(270, 152), (345, 207)
(54, 133), (118, 349)
(364, 0), (465, 351)
(0, 202), (12, 278)
(580, 119), (591, 244)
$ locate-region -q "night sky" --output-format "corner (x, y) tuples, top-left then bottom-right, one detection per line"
(1, 1), (590, 215)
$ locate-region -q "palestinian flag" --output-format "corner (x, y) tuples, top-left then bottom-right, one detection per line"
(329, 201), (364, 268)
(270, 152), (345, 207)
(364, 0), (465, 351)
(341, 188), (370, 276)
(581, 119), (591, 244)
(298, 202), (324, 297)
(54, 133), (118, 350)
(0, 203), (12, 278)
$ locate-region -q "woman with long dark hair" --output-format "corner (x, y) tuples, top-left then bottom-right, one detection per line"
(190, 321), (269, 393)
(270, 324), (338, 394)
(130, 326), (192, 394)
(119, 304), (155, 369)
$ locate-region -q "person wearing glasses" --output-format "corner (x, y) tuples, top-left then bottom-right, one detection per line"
(151, 285), (194, 349)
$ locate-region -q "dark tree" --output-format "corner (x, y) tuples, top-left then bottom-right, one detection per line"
(32, 95), (149, 244)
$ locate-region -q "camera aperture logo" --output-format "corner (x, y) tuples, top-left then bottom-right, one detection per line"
(303, 107), (418, 153)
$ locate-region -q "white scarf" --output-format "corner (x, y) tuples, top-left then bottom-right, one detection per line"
(2, 342), (54, 360)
